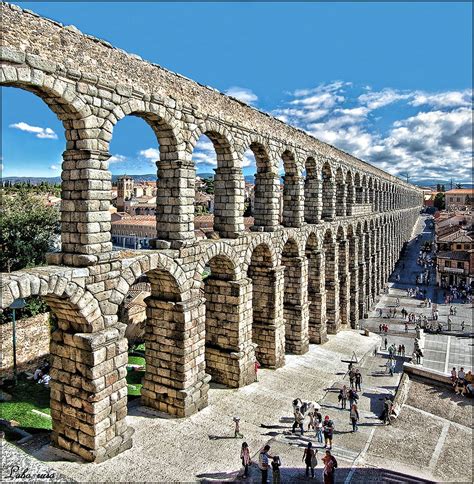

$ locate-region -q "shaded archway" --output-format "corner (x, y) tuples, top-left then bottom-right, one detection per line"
(304, 157), (321, 224)
(323, 229), (340, 333)
(281, 238), (309, 354)
(347, 225), (359, 328)
(337, 226), (350, 327)
(247, 243), (285, 368)
(322, 162), (335, 220)
(282, 150), (304, 227)
(335, 168), (346, 217)
(346, 171), (355, 216)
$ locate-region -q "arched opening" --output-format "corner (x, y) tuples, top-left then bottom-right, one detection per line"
(370, 220), (377, 300)
(305, 233), (327, 343)
(281, 239), (308, 354)
(281, 150), (304, 227)
(304, 157), (321, 224)
(361, 175), (368, 205)
(335, 168), (346, 217)
(354, 172), (363, 205)
(108, 115), (169, 249)
(337, 226), (349, 327)
(192, 131), (243, 238)
(201, 255), (255, 387)
(346, 225), (359, 328)
(247, 244), (285, 368)
(368, 177), (374, 210)
(357, 223), (366, 319)
(323, 229), (340, 333)
(321, 162), (335, 220)
(364, 222), (372, 311)
(249, 142), (279, 231)
(346, 171), (355, 216)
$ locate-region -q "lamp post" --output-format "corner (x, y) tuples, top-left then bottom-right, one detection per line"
(10, 298), (26, 385)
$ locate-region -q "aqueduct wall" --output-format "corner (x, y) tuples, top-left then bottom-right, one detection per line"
(1, 2), (423, 463)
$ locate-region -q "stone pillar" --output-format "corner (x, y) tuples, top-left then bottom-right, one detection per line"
(325, 245), (340, 334)
(154, 159), (195, 249)
(307, 251), (328, 344)
(304, 176), (322, 224)
(205, 277), (256, 387)
(214, 167), (245, 238)
(141, 295), (209, 417)
(363, 186), (370, 204)
(358, 262), (367, 319)
(346, 183), (355, 216)
(282, 174), (305, 227)
(356, 186), (363, 204)
(338, 239), (350, 326)
(49, 325), (132, 462)
(365, 235), (373, 309)
(48, 149), (113, 267)
(250, 266), (285, 368)
(322, 180), (336, 220)
(348, 238), (359, 328)
(252, 172), (281, 231)
(335, 183), (347, 217)
(283, 256), (310, 355)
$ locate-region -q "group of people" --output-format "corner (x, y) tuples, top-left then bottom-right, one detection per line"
(444, 283), (472, 304)
(247, 442), (338, 483)
(30, 360), (51, 386)
(451, 367), (474, 397)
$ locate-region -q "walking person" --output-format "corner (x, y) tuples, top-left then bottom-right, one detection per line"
(348, 388), (359, 408)
(322, 415), (334, 450)
(315, 415), (323, 443)
(292, 406), (305, 435)
(271, 456), (281, 484)
(302, 442), (317, 478)
(350, 403), (360, 432)
(233, 416), (243, 438)
(384, 337), (388, 350)
(338, 385), (348, 409)
(354, 369), (362, 392)
(258, 445), (272, 484)
(322, 450), (338, 484)
(349, 368), (355, 389)
(240, 442), (251, 479)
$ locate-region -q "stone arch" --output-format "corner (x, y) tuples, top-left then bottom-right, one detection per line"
(345, 170), (355, 216)
(282, 150), (304, 228)
(193, 242), (242, 287)
(304, 156), (321, 224)
(202, 250), (255, 387)
(335, 167), (346, 217)
(354, 172), (363, 204)
(323, 227), (340, 333)
(322, 161), (335, 220)
(243, 237), (278, 273)
(190, 119), (243, 238)
(336, 224), (350, 326)
(244, 138), (280, 231)
(247, 242), (285, 368)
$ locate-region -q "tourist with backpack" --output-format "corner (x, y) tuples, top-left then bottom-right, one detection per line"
(302, 441), (318, 478)
(292, 406), (305, 435)
(258, 444), (272, 484)
(322, 450), (338, 484)
(338, 385), (348, 409)
(322, 415), (334, 449)
(349, 403), (360, 432)
(348, 388), (359, 408)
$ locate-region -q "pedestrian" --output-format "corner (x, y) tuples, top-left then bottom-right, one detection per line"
(258, 444), (272, 484)
(292, 406), (304, 435)
(401, 344), (405, 356)
(307, 411), (316, 432)
(461, 321), (465, 332)
(322, 415), (334, 449)
(379, 323), (382, 333)
(382, 397), (393, 425)
(355, 369), (362, 392)
(271, 456), (281, 484)
(302, 442), (317, 478)
(233, 416), (243, 438)
(349, 369), (355, 389)
(384, 337), (388, 350)
(322, 450), (338, 484)
(450, 367), (457, 383)
(240, 442), (251, 478)
(405, 322), (408, 333)
(315, 414), (323, 443)
(349, 403), (359, 432)
(398, 345), (402, 356)
(348, 388), (359, 407)
(338, 385), (348, 409)
(255, 359), (261, 382)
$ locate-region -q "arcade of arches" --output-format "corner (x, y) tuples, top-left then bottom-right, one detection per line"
(1, 2), (423, 463)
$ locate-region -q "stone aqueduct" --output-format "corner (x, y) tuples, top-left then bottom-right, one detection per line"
(1, 3), (423, 463)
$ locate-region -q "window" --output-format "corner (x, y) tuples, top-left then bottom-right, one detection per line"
(457, 262), (464, 269)
(445, 260), (451, 268)
(456, 244), (462, 249)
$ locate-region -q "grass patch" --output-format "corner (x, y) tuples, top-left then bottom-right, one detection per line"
(127, 355), (145, 398)
(0, 376), (51, 431)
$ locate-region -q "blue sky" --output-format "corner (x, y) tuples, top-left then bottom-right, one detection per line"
(1, 1), (472, 184)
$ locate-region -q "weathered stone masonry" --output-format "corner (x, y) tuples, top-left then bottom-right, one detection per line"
(0, 2), (423, 463)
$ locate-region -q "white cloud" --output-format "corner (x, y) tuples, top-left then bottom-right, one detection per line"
(9, 121), (58, 139)
(225, 87), (258, 105)
(273, 82), (473, 183)
(49, 164), (60, 170)
(139, 148), (160, 160)
(108, 154), (128, 164)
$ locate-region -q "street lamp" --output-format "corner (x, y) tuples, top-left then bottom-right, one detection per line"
(10, 297), (26, 385)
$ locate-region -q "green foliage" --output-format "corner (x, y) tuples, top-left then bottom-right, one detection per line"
(0, 297), (51, 324)
(433, 192), (445, 210)
(0, 189), (60, 272)
(203, 178), (214, 194)
(127, 355), (145, 397)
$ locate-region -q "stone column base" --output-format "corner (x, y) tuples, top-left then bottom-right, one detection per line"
(284, 303), (310, 355)
(253, 321), (285, 369)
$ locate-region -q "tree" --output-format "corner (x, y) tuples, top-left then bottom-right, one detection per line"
(0, 190), (60, 272)
(441, 184), (446, 192)
(433, 192), (445, 211)
(436, 184), (441, 192)
(455, 183), (462, 189)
